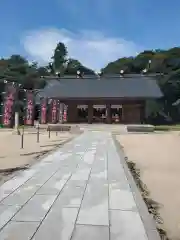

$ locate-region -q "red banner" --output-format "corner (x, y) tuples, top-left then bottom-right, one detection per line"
(40, 98), (47, 124)
(25, 91), (34, 126)
(2, 83), (17, 127)
(51, 99), (58, 124)
(59, 103), (64, 123)
(63, 104), (68, 122)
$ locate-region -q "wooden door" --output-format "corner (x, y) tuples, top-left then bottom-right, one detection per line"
(122, 105), (141, 124)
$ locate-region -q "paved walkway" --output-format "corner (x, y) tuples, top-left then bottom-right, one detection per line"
(0, 132), (153, 239)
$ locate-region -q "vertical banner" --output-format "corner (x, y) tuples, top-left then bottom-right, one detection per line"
(47, 98), (52, 123)
(25, 91), (34, 126)
(56, 100), (60, 123)
(63, 104), (68, 123)
(51, 99), (58, 124)
(59, 103), (64, 123)
(2, 83), (17, 127)
(40, 98), (48, 124)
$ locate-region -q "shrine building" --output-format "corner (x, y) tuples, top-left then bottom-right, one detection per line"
(38, 74), (163, 124)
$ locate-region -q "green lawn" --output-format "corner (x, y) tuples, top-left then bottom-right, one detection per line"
(154, 124), (180, 131)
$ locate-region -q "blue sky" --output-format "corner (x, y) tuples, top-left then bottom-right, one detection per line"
(1, 0), (180, 69)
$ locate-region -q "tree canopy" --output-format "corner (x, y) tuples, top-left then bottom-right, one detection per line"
(102, 48), (180, 74)
(102, 48), (180, 124)
(0, 42), (95, 91)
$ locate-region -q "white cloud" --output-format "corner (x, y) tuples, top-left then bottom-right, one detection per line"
(21, 28), (141, 70)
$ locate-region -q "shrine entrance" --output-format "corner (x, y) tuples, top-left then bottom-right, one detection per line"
(49, 100), (145, 124)
(77, 105), (88, 123)
(93, 105), (106, 123)
(111, 105), (122, 123)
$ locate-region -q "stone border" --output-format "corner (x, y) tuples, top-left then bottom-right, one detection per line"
(112, 135), (161, 240)
(126, 124), (155, 133)
(34, 134), (77, 161)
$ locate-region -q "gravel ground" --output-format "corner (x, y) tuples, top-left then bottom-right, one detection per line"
(0, 130), (76, 186)
(117, 132), (180, 240)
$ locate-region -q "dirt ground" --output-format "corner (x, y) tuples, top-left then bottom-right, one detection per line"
(0, 129), (75, 185)
(117, 132), (180, 240)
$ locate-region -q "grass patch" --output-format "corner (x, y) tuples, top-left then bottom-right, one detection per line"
(155, 125), (180, 131)
(126, 159), (170, 240)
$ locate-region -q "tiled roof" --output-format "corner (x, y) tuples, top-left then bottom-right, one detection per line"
(37, 75), (163, 100)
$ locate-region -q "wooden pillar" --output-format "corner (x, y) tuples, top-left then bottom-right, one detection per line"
(140, 101), (145, 124)
(88, 104), (93, 124)
(123, 104), (141, 124)
(106, 104), (112, 124)
(67, 103), (78, 123)
(121, 105), (125, 123)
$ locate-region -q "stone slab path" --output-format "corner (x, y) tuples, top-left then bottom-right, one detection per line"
(0, 131), (150, 239)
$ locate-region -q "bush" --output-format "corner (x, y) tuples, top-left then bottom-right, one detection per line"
(155, 125), (180, 131)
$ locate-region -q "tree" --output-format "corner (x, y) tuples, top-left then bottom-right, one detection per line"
(101, 57), (134, 74)
(50, 43), (95, 76)
(64, 58), (95, 75)
(0, 55), (46, 90)
(51, 42), (68, 72)
(102, 47), (180, 124)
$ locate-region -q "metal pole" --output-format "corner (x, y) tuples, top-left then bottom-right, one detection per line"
(56, 131), (58, 136)
(14, 111), (20, 135)
(21, 125), (24, 149)
(37, 121), (40, 143)
(48, 127), (51, 138)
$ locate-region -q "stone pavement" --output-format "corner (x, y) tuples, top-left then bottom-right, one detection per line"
(0, 131), (158, 239)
